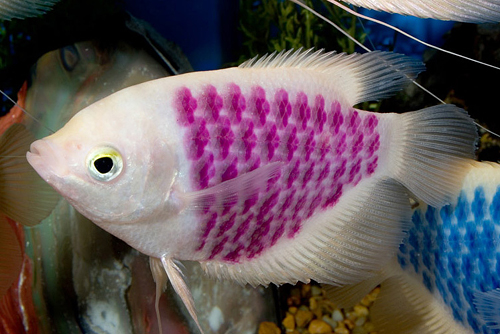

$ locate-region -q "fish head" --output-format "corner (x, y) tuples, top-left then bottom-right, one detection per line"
(26, 92), (178, 228)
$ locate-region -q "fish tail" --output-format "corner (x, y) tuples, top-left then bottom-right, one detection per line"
(388, 104), (477, 207)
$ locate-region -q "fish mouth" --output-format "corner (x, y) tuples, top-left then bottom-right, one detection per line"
(26, 139), (68, 183)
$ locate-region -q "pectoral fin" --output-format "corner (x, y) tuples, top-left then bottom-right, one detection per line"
(182, 162), (282, 212)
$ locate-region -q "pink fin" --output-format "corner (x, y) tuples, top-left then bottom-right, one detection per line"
(183, 162), (282, 211)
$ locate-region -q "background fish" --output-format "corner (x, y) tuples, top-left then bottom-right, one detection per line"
(0, 0), (60, 21)
(26, 47), (477, 332)
(326, 161), (500, 334)
(0, 17), (278, 333)
(327, 0), (500, 23)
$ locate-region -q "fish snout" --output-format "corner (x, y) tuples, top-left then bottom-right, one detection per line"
(26, 139), (69, 182)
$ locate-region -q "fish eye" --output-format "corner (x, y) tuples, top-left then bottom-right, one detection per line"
(86, 147), (123, 182)
(60, 45), (80, 72)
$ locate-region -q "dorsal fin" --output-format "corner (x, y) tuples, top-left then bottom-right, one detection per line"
(239, 48), (425, 105)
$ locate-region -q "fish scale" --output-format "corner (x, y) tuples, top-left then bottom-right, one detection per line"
(174, 83), (381, 263)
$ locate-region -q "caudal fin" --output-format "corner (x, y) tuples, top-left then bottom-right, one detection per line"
(389, 104), (477, 207)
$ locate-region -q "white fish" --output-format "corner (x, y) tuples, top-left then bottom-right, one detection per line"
(327, 0), (500, 23)
(26, 48), (477, 332)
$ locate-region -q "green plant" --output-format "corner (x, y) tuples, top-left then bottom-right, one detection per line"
(235, 0), (367, 65)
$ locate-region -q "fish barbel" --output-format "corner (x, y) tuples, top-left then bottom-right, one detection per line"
(26, 48), (477, 332)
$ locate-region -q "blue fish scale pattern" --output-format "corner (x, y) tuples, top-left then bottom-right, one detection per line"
(398, 185), (500, 333)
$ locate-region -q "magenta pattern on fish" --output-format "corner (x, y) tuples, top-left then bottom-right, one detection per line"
(174, 84), (380, 263)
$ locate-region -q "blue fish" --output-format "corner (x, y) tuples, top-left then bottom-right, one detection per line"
(327, 161), (500, 334)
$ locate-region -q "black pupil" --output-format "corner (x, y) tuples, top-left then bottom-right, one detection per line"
(94, 157), (114, 174)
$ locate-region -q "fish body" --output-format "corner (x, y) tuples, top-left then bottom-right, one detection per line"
(26, 48), (478, 332)
(332, 0), (500, 23)
(2, 34), (276, 333)
(392, 161), (500, 334)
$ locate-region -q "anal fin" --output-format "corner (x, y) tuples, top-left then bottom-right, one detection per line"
(371, 263), (471, 334)
(323, 269), (387, 309)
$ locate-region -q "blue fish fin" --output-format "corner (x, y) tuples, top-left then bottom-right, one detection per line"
(365, 261), (470, 334)
(160, 256), (205, 334)
(389, 104), (477, 207)
(201, 178), (412, 287)
(474, 288), (500, 329)
(0, 124), (60, 226)
(240, 49), (424, 106)
(182, 162), (282, 211)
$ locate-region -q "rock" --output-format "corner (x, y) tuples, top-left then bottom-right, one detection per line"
(354, 305), (369, 318)
(283, 313), (296, 331)
(310, 297), (318, 310)
(295, 309), (314, 328)
(332, 309), (344, 322)
(258, 321), (281, 334)
(308, 319), (333, 334)
(334, 327), (350, 334)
